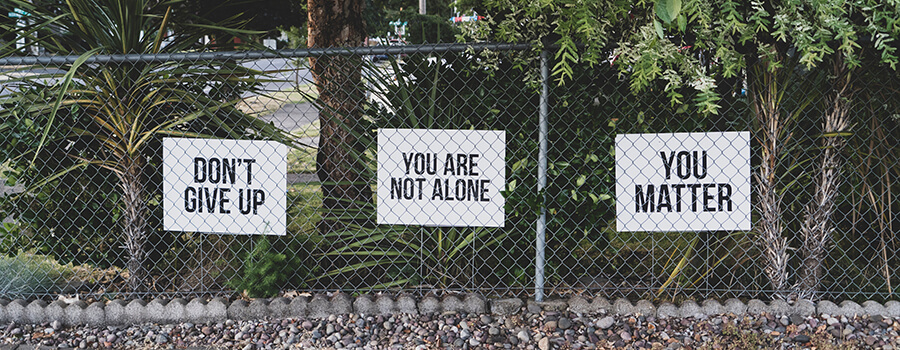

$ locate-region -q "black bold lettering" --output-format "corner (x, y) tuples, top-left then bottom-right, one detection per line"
(469, 154), (479, 176)
(443, 179), (453, 200)
(426, 153), (437, 175)
(703, 184), (716, 212)
(688, 184), (701, 211)
(677, 151), (691, 179)
(657, 185), (672, 212)
(415, 178), (426, 200)
(403, 153), (414, 175)
(457, 154), (468, 176)
(432, 179), (443, 200)
(243, 159), (255, 185)
(239, 189), (252, 214)
(253, 190), (265, 215)
(635, 185), (655, 213)
(480, 179), (490, 201)
(208, 158), (221, 184)
(204, 187), (217, 212)
(444, 154), (455, 175)
(223, 158), (236, 184)
(193, 158), (207, 183)
(660, 151), (675, 180)
(455, 179), (466, 200)
(693, 151), (708, 179)
(467, 179), (478, 201)
(219, 188), (231, 214)
(673, 184), (686, 212)
(402, 178), (414, 200)
(184, 187), (197, 212)
(391, 178), (403, 199)
(414, 153), (425, 175)
(718, 183), (733, 211)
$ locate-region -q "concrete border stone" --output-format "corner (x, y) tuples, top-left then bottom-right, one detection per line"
(6, 299), (26, 323)
(125, 299), (146, 324)
(396, 295), (418, 315)
(227, 300), (249, 320)
(794, 300), (815, 317)
(678, 300), (702, 318)
(6, 294), (900, 326)
(840, 300), (863, 317)
(747, 299), (768, 315)
(354, 295), (376, 316)
(83, 302), (105, 326)
(724, 299), (746, 315)
(613, 298), (635, 315)
(441, 295), (464, 314)
(817, 300), (841, 316)
(884, 301), (900, 317)
(463, 294), (486, 314)
(656, 303), (678, 318)
(374, 295), (394, 315)
(567, 296), (590, 314)
(419, 296), (440, 315)
(862, 301), (886, 317)
(65, 301), (87, 326)
(288, 296), (308, 318)
(105, 300), (127, 325)
(491, 298), (522, 315)
(331, 293), (352, 315)
(701, 300), (724, 316)
(146, 299), (168, 323)
(635, 300), (655, 316)
(45, 301), (67, 325)
(26, 300), (46, 324)
(307, 294), (330, 319)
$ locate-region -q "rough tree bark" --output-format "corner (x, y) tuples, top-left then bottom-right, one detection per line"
(119, 156), (149, 294)
(307, 0), (371, 234)
(797, 54), (852, 300)
(749, 52), (791, 299)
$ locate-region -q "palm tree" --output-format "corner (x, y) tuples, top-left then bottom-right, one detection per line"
(0, 0), (296, 293)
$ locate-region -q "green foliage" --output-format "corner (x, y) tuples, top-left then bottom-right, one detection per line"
(228, 235), (314, 298)
(404, 14), (460, 44)
(0, 250), (74, 298)
(0, 0), (301, 292)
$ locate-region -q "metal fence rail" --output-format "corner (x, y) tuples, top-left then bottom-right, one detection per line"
(0, 43), (898, 302)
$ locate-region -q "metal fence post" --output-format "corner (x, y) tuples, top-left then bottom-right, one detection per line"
(536, 50), (549, 302)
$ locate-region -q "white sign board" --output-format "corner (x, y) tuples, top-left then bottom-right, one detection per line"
(615, 131), (751, 232)
(163, 138), (286, 235)
(377, 128), (505, 227)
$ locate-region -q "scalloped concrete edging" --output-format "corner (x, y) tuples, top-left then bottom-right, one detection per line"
(1, 295), (898, 326)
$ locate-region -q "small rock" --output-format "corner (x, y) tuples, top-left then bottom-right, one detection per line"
(558, 317), (573, 330)
(538, 336), (550, 350)
(597, 316), (615, 330)
(517, 330), (530, 342)
(793, 334), (811, 343)
(481, 315), (493, 324)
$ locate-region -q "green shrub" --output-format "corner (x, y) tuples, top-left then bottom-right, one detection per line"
(0, 249), (73, 298)
(227, 235), (316, 298)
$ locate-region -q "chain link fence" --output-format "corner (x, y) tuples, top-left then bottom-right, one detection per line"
(0, 43), (898, 303)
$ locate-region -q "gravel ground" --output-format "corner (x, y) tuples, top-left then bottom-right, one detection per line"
(1, 310), (898, 350)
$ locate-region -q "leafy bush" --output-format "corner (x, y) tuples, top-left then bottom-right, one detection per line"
(0, 249), (73, 298)
(228, 235), (317, 298)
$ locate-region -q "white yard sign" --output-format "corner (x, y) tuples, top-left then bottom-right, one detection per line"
(377, 128), (505, 227)
(163, 138), (286, 235)
(615, 131), (751, 232)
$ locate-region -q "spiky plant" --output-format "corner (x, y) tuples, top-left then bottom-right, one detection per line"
(796, 54), (854, 300)
(0, 0), (296, 294)
(749, 50), (793, 299)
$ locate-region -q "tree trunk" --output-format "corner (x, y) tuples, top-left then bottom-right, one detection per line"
(748, 52), (791, 299)
(797, 55), (852, 300)
(307, 0), (371, 234)
(119, 156), (149, 294)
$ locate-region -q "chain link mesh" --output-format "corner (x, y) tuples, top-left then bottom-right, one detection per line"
(0, 43), (898, 302)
